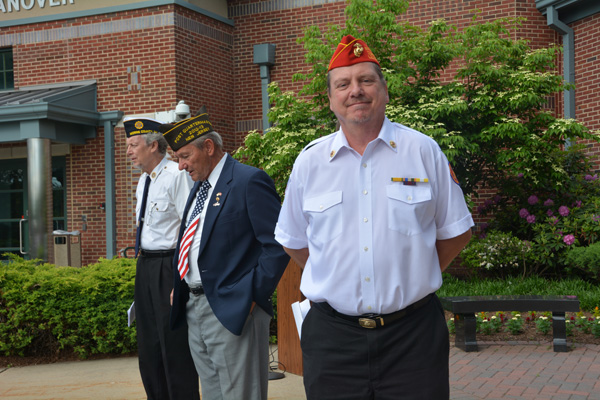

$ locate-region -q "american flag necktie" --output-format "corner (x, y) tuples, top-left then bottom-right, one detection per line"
(177, 180), (211, 280)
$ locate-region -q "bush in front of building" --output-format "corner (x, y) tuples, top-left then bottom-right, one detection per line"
(0, 254), (137, 359)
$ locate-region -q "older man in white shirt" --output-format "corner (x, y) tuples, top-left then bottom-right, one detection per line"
(124, 117), (199, 400)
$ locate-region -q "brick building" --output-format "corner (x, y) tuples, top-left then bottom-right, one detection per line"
(0, 0), (598, 265)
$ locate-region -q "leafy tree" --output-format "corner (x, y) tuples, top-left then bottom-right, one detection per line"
(235, 0), (598, 203)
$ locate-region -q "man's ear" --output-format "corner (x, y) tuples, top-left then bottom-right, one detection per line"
(203, 138), (215, 156)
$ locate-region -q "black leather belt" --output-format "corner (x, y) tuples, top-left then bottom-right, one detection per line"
(139, 249), (175, 258)
(316, 294), (433, 329)
(189, 286), (205, 296)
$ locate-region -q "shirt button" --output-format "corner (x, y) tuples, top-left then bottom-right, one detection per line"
(367, 306), (372, 311)
(319, 205), (324, 210)
(365, 277), (370, 282)
(363, 190), (368, 195)
(362, 163), (367, 168)
(363, 217), (368, 223)
(407, 195), (413, 201)
(364, 247), (369, 252)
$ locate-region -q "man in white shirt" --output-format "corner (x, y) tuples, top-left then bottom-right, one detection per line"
(160, 109), (289, 400)
(275, 35), (474, 399)
(124, 117), (199, 400)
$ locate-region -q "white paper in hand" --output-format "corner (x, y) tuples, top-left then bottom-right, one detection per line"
(127, 301), (136, 327)
(291, 299), (311, 339)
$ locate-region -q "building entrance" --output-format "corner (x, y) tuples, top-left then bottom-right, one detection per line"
(0, 157), (66, 260)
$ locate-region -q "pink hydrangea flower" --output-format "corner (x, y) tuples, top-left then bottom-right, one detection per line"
(528, 195), (539, 205)
(544, 199), (554, 207)
(563, 234), (575, 245)
(526, 215), (536, 224)
(519, 208), (530, 219)
(559, 206), (569, 217)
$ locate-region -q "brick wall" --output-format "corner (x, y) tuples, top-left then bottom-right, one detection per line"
(5, 5), (234, 264)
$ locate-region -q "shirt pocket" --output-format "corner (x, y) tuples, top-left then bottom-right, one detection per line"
(147, 200), (169, 226)
(303, 191), (343, 244)
(386, 184), (432, 236)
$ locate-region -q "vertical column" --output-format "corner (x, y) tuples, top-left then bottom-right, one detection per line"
(104, 120), (116, 259)
(27, 137), (51, 261)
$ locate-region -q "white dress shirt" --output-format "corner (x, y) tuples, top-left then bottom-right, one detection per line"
(275, 118), (474, 316)
(184, 153), (227, 285)
(136, 156), (193, 251)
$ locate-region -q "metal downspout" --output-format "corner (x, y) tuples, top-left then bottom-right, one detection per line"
(259, 65), (272, 131)
(99, 111), (123, 259)
(546, 6), (576, 128)
(253, 44), (276, 132)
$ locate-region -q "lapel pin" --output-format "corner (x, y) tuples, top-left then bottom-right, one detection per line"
(213, 192), (222, 206)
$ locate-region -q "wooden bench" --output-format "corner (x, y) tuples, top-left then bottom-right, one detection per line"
(440, 295), (580, 352)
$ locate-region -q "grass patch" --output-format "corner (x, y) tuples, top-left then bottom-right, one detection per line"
(439, 275), (600, 311)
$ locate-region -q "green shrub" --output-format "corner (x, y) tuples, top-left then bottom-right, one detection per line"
(0, 254), (137, 358)
(461, 230), (530, 278)
(565, 242), (600, 281)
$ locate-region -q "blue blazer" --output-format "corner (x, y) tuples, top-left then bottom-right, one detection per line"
(170, 154), (289, 335)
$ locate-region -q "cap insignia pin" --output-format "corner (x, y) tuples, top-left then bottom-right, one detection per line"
(353, 42), (364, 58)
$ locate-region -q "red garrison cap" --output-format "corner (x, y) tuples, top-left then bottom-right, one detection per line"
(328, 35), (380, 71)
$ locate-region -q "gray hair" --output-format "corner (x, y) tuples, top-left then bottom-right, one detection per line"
(192, 130), (224, 150)
(326, 62), (386, 93)
(144, 132), (168, 155)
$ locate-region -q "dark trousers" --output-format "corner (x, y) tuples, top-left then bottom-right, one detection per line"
(135, 254), (200, 400)
(301, 294), (449, 400)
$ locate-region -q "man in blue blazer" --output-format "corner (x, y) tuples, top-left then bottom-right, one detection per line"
(161, 109), (289, 400)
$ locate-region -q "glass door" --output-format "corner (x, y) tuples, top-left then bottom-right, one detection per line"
(0, 157), (66, 260)
(0, 159), (27, 259)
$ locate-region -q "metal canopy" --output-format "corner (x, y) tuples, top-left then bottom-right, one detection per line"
(0, 80), (100, 144)
(536, 0), (600, 24)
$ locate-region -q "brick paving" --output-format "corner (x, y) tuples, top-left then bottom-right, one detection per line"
(449, 342), (600, 399)
(1, 343), (599, 399)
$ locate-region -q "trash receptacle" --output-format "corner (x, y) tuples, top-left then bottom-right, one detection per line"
(53, 230), (82, 267)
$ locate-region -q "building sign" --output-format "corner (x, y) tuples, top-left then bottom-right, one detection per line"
(0, 0), (227, 25)
(1, 0), (75, 14)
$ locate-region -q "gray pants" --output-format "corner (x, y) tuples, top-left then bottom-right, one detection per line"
(185, 293), (271, 400)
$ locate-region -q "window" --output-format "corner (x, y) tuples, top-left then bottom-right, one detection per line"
(0, 49), (14, 91)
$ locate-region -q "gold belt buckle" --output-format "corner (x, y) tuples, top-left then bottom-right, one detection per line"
(359, 318), (377, 329)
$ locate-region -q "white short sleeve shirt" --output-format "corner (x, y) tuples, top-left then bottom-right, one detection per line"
(275, 118), (474, 315)
(137, 156), (194, 251)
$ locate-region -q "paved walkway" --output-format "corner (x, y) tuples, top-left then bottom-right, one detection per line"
(1, 343), (599, 399)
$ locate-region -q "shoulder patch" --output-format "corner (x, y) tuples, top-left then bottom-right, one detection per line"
(449, 162), (460, 185)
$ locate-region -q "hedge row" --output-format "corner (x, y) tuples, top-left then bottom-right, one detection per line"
(0, 255), (137, 358)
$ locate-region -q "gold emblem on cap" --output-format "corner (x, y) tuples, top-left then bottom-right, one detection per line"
(353, 42), (364, 58)
(135, 121), (144, 130)
(330, 150), (335, 158)
(389, 141), (397, 148)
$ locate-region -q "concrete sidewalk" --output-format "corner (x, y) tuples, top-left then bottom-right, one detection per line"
(1, 343), (599, 399)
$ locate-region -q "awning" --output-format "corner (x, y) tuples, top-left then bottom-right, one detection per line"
(0, 80), (100, 144)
